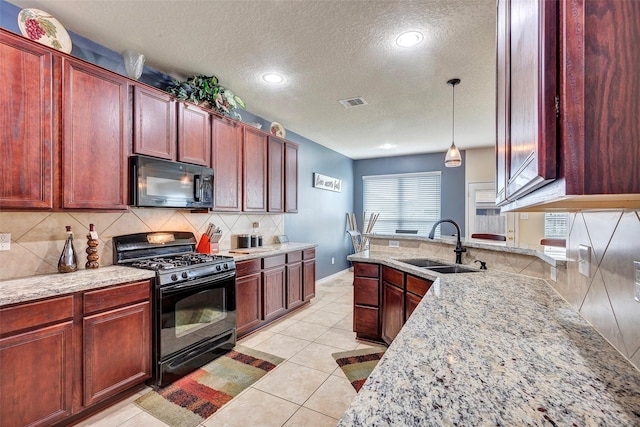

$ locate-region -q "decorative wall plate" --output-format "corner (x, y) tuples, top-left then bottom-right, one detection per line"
(18, 8), (72, 53)
(270, 122), (286, 138)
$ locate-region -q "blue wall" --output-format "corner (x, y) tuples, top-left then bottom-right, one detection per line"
(353, 152), (467, 237)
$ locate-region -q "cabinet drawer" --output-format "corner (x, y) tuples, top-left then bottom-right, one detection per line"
(236, 258), (261, 277)
(354, 277), (379, 306)
(263, 254), (286, 269)
(354, 262), (379, 278)
(382, 266), (404, 288)
(0, 296), (74, 335)
(84, 281), (151, 315)
(354, 305), (379, 338)
(303, 248), (316, 260)
(286, 251), (302, 263)
(406, 275), (433, 297)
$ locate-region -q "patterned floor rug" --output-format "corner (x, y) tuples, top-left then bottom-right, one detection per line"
(135, 345), (284, 427)
(332, 347), (386, 392)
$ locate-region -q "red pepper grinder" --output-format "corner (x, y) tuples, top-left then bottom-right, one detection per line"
(85, 224), (99, 269)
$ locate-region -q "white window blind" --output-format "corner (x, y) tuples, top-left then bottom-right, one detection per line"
(544, 212), (568, 259)
(363, 172), (441, 235)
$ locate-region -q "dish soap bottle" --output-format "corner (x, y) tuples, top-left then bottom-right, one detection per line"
(85, 224), (99, 269)
(57, 226), (78, 273)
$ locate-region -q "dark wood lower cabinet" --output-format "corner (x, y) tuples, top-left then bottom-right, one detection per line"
(381, 281), (404, 345)
(83, 301), (151, 406)
(353, 305), (380, 341)
(0, 280), (151, 427)
(405, 292), (423, 321)
(236, 271), (262, 336)
(302, 258), (316, 300)
(353, 262), (381, 341)
(0, 322), (73, 427)
(262, 256), (287, 322)
(286, 261), (303, 309)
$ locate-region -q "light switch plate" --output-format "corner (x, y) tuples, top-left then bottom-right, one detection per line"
(578, 244), (591, 278)
(634, 261), (640, 302)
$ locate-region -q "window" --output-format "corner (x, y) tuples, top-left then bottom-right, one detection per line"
(543, 212), (568, 259)
(363, 172), (441, 235)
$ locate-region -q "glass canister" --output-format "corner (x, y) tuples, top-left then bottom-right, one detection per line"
(58, 226), (78, 273)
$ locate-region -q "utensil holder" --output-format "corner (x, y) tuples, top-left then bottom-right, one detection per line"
(196, 234), (211, 254)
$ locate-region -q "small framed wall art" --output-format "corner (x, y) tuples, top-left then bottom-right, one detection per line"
(313, 173), (342, 192)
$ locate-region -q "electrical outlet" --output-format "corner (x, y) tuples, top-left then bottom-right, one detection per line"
(0, 233), (10, 251)
(634, 261), (640, 302)
(389, 240), (400, 248)
(331, 257), (335, 265)
(252, 222), (260, 228)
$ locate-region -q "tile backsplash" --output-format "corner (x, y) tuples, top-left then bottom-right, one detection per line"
(0, 209), (284, 281)
(549, 210), (640, 370)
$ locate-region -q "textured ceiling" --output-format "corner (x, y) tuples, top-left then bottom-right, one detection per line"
(8, 0), (497, 160)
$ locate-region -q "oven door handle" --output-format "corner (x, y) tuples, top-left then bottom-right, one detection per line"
(160, 270), (236, 295)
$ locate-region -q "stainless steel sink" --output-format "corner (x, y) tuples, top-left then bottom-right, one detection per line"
(424, 265), (478, 274)
(398, 258), (478, 274)
(398, 259), (450, 268)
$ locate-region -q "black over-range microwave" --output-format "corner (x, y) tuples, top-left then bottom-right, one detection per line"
(131, 155), (214, 209)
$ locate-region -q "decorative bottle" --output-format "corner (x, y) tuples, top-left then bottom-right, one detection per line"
(85, 224), (100, 269)
(57, 226), (78, 273)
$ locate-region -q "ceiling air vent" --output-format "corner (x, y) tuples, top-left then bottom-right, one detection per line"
(338, 97), (368, 108)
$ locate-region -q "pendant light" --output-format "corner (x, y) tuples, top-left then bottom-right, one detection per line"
(444, 78), (462, 167)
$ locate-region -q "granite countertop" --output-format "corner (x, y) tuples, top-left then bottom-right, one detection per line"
(368, 233), (564, 266)
(0, 243), (317, 308)
(339, 251), (640, 426)
(218, 242), (318, 262)
(0, 266), (156, 308)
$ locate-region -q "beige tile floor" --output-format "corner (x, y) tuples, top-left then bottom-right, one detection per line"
(76, 270), (383, 427)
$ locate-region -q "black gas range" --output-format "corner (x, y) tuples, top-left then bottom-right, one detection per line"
(113, 231), (237, 388)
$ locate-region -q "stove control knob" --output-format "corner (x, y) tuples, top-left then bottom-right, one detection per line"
(171, 274), (178, 282)
(216, 265), (222, 271)
(223, 263), (229, 269)
(181, 272), (189, 279)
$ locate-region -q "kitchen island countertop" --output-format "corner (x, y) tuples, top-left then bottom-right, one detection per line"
(338, 251), (640, 426)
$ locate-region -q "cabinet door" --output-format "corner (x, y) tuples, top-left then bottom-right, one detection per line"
(302, 258), (316, 301)
(61, 58), (129, 210)
(354, 305), (379, 341)
(495, 0), (509, 204)
(236, 272), (262, 337)
(381, 281), (404, 345)
(178, 102), (211, 166)
(267, 136), (285, 213)
(405, 292), (422, 322)
(212, 116), (242, 211)
(284, 142), (298, 213)
(0, 32), (53, 209)
(133, 85), (176, 160)
(286, 261), (303, 309)
(243, 126), (268, 212)
(262, 266), (286, 321)
(0, 322), (73, 427)
(497, 0), (558, 202)
(83, 301), (151, 407)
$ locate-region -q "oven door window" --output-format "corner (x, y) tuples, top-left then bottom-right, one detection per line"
(160, 285), (235, 359)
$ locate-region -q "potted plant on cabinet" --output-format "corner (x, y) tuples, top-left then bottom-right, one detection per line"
(165, 74), (246, 120)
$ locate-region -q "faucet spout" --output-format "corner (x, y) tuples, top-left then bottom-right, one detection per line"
(428, 219), (466, 264)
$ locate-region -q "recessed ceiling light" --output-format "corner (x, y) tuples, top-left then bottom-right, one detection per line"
(380, 143), (396, 150)
(262, 73), (285, 84)
(396, 31), (423, 48)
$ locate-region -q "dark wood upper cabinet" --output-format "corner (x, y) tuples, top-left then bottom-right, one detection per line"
(61, 57), (130, 210)
(178, 102), (211, 167)
(0, 31), (53, 209)
(267, 136), (285, 213)
(497, 0), (640, 211)
(212, 116), (242, 211)
(496, 0), (557, 204)
(133, 85), (177, 160)
(284, 142), (299, 213)
(243, 126), (268, 212)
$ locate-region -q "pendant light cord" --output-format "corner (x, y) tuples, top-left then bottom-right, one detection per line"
(451, 83), (455, 143)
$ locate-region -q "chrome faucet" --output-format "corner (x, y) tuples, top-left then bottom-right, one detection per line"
(428, 219), (466, 264)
